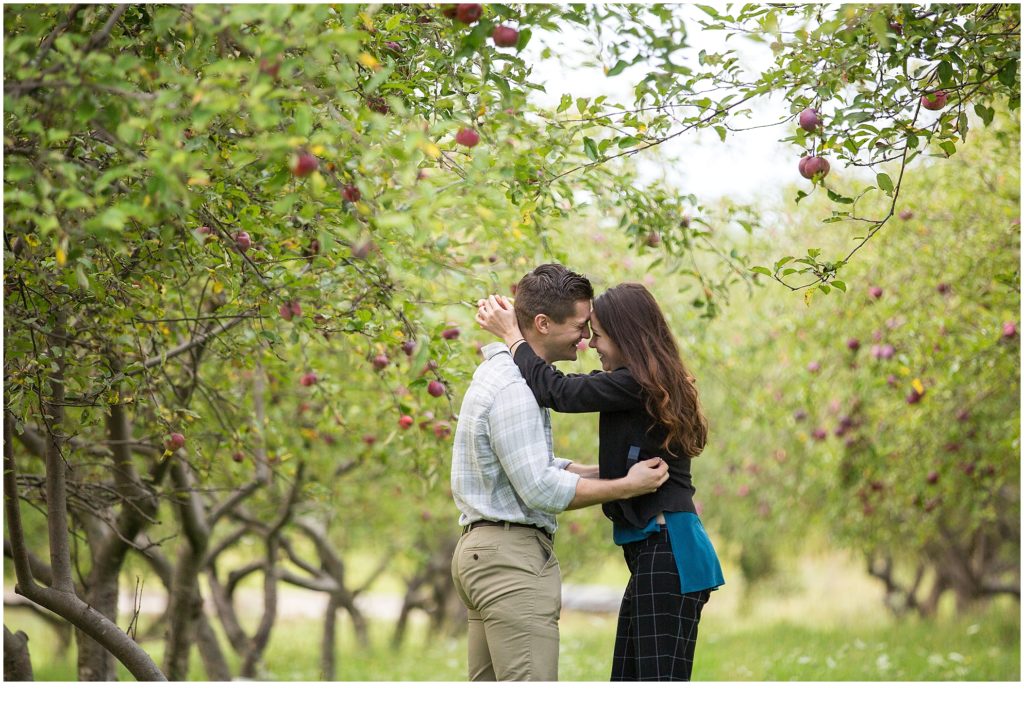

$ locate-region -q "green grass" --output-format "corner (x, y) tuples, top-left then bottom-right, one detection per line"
(7, 601), (1018, 681)
(6, 547), (1020, 681)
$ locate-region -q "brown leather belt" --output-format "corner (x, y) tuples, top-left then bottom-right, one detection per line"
(463, 519), (553, 541)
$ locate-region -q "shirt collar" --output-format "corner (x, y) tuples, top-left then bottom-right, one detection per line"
(481, 342), (511, 361)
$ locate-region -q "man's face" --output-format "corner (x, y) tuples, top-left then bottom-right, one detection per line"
(538, 299), (592, 363)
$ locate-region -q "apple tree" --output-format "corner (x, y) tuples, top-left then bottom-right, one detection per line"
(693, 121), (1020, 612)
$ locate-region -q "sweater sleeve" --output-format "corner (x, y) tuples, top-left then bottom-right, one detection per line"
(512, 343), (644, 413)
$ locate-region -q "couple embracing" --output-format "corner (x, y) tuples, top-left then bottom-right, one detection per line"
(450, 263), (725, 682)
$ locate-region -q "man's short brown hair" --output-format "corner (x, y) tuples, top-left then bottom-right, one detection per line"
(514, 263), (594, 331)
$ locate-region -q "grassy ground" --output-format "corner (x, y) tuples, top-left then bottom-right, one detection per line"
(5, 548), (1020, 681)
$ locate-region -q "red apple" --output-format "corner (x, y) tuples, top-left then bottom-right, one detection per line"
(291, 151), (319, 177)
(232, 451), (244, 462)
(799, 155), (830, 179)
(362, 434), (377, 446)
(906, 388), (924, 404)
(342, 184), (361, 202)
(433, 421), (452, 439)
(372, 353), (389, 370)
(165, 432), (185, 451)
(846, 338), (861, 351)
(898, 209), (913, 221)
(1002, 322), (1018, 339)
(401, 340), (417, 356)
(456, 128), (480, 147)
(645, 232), (661, 247)
(427, 380), (445, 397)
(797, 107), (822, 131)
(936, 282), (951, 294)
(492, 25), (519, 48)
(926, 470), (939, 484)
(351, 240), (372, 259)
(300, 372), (318, 387)
(868, 285), (883, 299)
(385, 41), (402, 52)
(368, 96), (389, 114)
(235, 231), (251, 253)
(259, 57), (281, 79)
(455, 4), (482, 24)
(399, 415), (414, 430)
(807, 361), (821, 373)
(442, 327), (460, 340)
(279, 302), (294, 321)
(921, 90), (947, 110)
(798, 155), (813, 178)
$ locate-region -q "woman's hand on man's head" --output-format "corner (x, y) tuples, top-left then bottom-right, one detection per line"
(476, 294), (523, 346)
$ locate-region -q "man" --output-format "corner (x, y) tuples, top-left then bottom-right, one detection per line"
(450, 263), (669, 681)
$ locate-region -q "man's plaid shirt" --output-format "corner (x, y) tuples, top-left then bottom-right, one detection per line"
(451, 343), (580, 534)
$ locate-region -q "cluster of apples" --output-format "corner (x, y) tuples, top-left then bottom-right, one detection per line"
(795, 87), (950, 180)
(442, 4), (520, 48)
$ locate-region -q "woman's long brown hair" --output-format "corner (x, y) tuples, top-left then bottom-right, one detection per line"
(593, 283), (708, 457)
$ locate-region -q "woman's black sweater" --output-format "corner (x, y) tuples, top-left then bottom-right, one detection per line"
(512, 343), (697, 529)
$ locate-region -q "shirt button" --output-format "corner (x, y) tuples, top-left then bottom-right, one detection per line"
(473, 554), (479, 560)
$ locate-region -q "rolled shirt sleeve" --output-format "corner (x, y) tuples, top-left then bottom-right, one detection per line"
(487, 382), (580, 514)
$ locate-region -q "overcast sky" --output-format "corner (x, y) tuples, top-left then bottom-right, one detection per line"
(522, 9), (808, 208)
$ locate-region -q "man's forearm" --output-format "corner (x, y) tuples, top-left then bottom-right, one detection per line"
(566, 462), (599, 479)
(566, 476), (634, 510)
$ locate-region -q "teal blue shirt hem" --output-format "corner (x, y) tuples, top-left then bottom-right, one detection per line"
(613, 511), (725, 595)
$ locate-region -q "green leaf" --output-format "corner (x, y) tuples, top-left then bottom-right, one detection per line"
(515, 28), (532, 51)
(826, 188), (854, 204)
(939, 141), (956, 157)
(998, 60), (1018, 89)
(751, 266), (773, 276)
(937, 60), (954, 85)
(974, 103), (995, 126)
(830, 280), (847, 292)
(714, 125), (727, 142)
(583, 137), (600, 161)
(869, 11), (890, 49)
(876, 173), (894, 195)
(293, 104), (313, 137)
(606, 59), (630, 77)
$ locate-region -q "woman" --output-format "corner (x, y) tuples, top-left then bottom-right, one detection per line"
(476, 282), (724, 682)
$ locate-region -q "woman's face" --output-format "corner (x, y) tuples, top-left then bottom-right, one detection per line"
(588, 313), (625, 371)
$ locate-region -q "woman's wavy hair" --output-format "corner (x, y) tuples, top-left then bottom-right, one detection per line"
(593, 283), (708, 457)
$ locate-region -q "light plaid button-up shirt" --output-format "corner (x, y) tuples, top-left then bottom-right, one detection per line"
(451, 342), (580, 534)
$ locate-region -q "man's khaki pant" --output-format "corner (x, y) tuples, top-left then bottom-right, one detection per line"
(451, 524), (561, 681)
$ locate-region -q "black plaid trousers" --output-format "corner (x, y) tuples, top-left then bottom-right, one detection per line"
(611, 527), (711, 681)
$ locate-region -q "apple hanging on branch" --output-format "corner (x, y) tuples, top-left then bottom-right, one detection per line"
(165, 432), (186, 452)
(456, 128), (480, 148)
(455, 4), (482, 24)
(492, 25), (519, 48)
(798, 155), (830, 179)
(797, 107), (823, 131)
(921, 90), (948, 110)
(291, 151), (319, 177)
